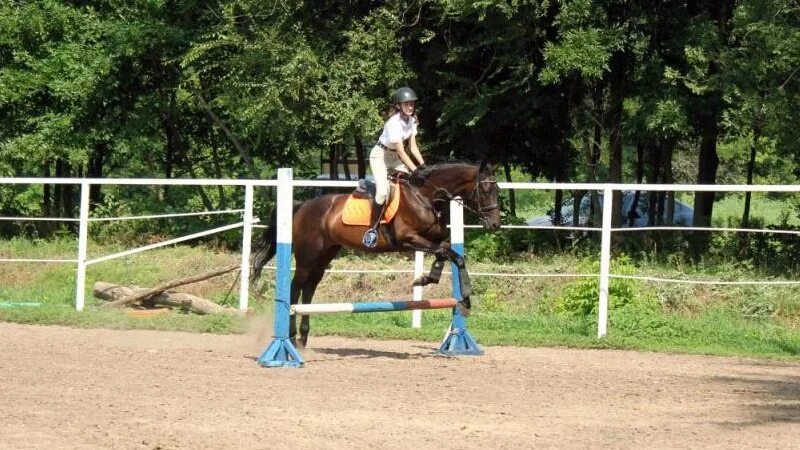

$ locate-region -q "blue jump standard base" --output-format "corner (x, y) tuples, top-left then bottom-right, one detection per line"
(439, 242), (483, 356)
(258, 242), (305, 368)
(257, 338), (303, 368)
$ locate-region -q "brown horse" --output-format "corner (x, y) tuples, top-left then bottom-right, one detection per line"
(252, 161), (501, 347)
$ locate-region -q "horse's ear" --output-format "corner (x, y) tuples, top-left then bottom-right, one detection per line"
(479, 160), (498, 174)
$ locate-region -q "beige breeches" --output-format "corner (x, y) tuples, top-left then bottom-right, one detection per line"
(369, 145), (409, 205)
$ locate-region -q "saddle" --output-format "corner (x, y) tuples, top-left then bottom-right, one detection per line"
(351, 178), (392, 200)
(342, 178), (402, 226)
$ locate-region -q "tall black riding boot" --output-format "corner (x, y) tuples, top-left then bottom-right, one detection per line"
(362, 199), (385, 248)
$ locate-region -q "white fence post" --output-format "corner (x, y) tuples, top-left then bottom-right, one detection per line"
(412, 251), (424, 328)
(238, 183), (254, 312)
(75, 182), (90, 311)
(597, 187), (614, 337)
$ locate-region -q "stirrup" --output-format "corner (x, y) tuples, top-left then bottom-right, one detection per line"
(362, 228), (378, 248)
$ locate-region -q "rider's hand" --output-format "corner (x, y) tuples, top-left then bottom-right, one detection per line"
(409, 167), (426, 186)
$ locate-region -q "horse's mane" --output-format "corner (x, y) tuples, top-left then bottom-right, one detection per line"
(418, 161), (478, 178)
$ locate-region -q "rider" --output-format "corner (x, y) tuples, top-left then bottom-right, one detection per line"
(362, 87), (427, 248)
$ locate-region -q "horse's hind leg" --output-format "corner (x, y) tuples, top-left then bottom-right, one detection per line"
(297, 246), (341, 348)
(298, 268), (326, 348)
(289, 271), (307, 347)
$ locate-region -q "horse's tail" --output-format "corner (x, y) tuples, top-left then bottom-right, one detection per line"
(251, 207), (277, 283)
(251, 201), (303, 284)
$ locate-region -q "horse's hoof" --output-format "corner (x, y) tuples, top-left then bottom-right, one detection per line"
(412, 276), (428, 286)
(457, 297), (472, 316)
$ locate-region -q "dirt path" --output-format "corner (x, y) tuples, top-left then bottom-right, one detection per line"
(0, 322), (798, 449)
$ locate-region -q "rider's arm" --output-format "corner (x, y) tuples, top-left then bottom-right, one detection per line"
(394, 140), (418, 171)
(407, 135), (425, 167)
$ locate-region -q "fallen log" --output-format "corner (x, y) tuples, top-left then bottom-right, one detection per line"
(100, 264), (240, 309)
(93, 282), (237, 315)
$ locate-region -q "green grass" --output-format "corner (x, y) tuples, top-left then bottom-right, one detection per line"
(1, 238), (799, 361)
(0, 303), (243, 333)
(711, 192), (800, 226)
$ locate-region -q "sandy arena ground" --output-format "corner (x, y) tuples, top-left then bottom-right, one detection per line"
(0, 322), (798, 449)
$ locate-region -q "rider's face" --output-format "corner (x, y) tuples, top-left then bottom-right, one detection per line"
(399, 101), (415, 116)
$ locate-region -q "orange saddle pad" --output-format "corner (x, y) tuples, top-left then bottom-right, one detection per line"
(341, 183), (401, 226)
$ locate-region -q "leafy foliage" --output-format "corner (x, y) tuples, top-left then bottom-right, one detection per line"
(555, 255), (659, 317)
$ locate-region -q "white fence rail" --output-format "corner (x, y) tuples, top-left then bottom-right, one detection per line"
(1, 175), (799, 338)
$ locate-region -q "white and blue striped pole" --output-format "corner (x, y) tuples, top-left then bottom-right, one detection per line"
(258, 168), (304, 368)
(438, 198), (483, 355)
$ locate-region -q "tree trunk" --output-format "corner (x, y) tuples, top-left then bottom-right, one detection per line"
(187, 164), (214, 211)
(628, 143), (644, 227)
(99, 264), (239, 309)
(588, 101), (603, 227)
(328, 144), (339, 180)
(742, 101), (764, 228)
(354, 136), (367, 179)
(340, 144), (351, 180)
(608, 49), (628, 228)
(88, 142), (106, 208)
(211, 144), (227, 209)
(162, 89), (182, 201)
(553, 189), (564, 225)
(55, 159), (75, 220)
(503, 162), (516, 217)
(693, 102), (720, 228)
(648, 142), (662, 226)
(690, 0), (734, 254)
(661, 141), (675, 226)
(42, 161), (52, 218)
(93, 282), (236, 315)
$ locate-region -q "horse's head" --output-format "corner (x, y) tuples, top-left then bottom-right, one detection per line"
(417, 161), (501, 232)
(472, 161), (501, 232)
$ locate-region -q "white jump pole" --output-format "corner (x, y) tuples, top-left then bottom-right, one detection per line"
(412, 251), (424, 328)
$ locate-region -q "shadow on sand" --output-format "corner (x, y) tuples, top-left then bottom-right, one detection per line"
(711, 371), (800, 426)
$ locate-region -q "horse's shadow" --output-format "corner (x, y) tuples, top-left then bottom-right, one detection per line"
(305, 344), (448, 362)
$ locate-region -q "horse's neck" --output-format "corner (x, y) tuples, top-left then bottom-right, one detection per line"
(422, 168), (475, 200)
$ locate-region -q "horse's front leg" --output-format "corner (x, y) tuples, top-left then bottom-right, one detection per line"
(444, 246), (472, 310)
(401, 238), (472, 312)
(412, 251), (447, 287)
(400, 235), (446, 286)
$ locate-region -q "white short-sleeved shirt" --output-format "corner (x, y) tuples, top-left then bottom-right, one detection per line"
(378, 113), (417, 149)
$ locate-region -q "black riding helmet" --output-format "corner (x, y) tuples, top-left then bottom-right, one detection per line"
(393, 87), (418, 104)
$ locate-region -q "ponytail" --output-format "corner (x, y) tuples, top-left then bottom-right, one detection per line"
(382, 103), (399, 120)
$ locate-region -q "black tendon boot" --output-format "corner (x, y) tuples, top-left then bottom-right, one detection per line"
(362, 199), (385, 248)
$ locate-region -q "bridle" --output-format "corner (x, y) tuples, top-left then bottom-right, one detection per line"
(469, 176), (500, 215)
(410, 169), (499, 223)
